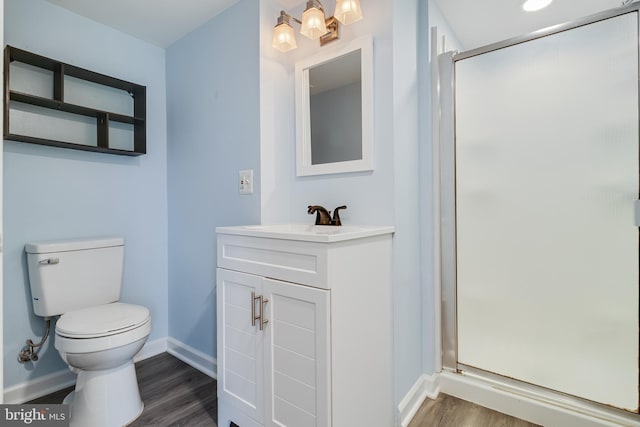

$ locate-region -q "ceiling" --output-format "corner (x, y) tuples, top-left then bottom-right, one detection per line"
(44, 0), (242, 47)
(43, 0), (630, 50)
(434, 0), (625, 50)
(43, 0), (310, 48)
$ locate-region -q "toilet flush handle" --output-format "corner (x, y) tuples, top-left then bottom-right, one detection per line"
(39, 258), (59, 265)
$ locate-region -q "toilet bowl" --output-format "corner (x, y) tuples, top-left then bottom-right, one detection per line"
(25, 237), (151, 427)
(55, 302), (151, 427)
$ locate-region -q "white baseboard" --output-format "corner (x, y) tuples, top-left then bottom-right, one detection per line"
(133, 337), (167, 362)
(437, 371), (640, 427)
(166, 337), (217, 380)
(397, 374), (440, 427)
(4, 368), (76, 405)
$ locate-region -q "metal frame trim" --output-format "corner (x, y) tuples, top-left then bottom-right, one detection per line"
(453, 3), (640, 62)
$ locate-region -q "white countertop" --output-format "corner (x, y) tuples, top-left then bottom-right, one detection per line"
(216, 223), (395, 243)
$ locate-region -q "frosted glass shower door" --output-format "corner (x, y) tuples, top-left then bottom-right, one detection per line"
(455, 12), (639, 411)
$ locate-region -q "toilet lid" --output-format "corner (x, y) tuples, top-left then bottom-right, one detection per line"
(56, 302), (150, 339)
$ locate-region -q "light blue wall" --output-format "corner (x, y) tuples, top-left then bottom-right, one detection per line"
(3, 0), (168, 389)
(166, 0), (261, 356)
(429, 0), (463, 53)
(419, 0), (437, 375)
(259, 0), (429, 410)
(392, 0), (426, 407)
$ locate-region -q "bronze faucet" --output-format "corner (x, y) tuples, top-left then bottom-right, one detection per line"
(307, 205), (347, 226)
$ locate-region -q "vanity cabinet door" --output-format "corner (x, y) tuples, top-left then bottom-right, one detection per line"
(263, 279), (331, 427)
(217, 268), (265, 424)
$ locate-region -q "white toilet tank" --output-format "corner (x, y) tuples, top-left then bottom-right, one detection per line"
(25, 237), (125, 317)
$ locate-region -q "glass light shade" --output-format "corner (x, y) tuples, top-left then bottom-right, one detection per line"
(272, 22), (297, 52)
(300, 7), (327, 40)
(522, 0), (552, 12)
(334, 0), (363, 25)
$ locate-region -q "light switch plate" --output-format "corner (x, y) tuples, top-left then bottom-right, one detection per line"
(239, 169), (254, 195)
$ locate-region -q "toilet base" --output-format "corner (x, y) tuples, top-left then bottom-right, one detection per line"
(64, 360), (144, 427)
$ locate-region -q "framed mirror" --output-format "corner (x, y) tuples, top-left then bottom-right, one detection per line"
(295, 36), (373, 176)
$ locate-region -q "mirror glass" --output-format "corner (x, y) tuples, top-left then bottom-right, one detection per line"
(308, 50), (362, 165)
(296, 37), (373, 176)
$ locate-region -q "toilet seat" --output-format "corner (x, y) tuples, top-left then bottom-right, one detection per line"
(56, 302), (149, 339)
(55, 302), (151, 355)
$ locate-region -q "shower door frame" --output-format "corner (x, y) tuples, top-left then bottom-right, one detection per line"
(438, 2), (640, 415)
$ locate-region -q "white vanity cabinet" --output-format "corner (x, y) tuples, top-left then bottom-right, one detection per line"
(216, 225), (394, 427)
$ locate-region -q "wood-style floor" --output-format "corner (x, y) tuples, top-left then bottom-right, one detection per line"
(408, 393), (541, 427)
(30, 352), (539, 427)
(29, 352), (217, 426)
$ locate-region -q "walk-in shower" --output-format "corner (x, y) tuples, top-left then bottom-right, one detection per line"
(434, 3), (640, 425)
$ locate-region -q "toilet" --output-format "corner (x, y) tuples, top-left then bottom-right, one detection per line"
(25, 237), (151, 427)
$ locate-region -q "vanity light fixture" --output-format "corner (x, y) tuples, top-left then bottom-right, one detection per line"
(522, 0), (553, 12)
(272, 0), (363, 52)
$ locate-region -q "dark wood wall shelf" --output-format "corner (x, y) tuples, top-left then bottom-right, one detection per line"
(3, 46), (146, 156)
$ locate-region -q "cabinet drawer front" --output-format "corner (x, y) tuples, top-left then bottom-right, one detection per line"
(218, 235), (328, 289)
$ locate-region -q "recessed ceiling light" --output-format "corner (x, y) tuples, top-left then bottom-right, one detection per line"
(522, 0), (553, 12)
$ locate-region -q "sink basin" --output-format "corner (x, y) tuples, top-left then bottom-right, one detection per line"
(216, 223), (394, 242)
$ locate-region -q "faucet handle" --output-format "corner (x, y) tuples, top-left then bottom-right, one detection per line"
(332, 205), (347, 226)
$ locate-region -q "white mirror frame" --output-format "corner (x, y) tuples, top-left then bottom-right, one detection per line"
(295, 36), (374, 176)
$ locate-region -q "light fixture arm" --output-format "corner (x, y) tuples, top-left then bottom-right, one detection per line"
(278, 10), (301, 26)
(306, 0), (325, 14)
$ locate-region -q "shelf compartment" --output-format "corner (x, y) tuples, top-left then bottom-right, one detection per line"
(9, 61), (55, 99)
